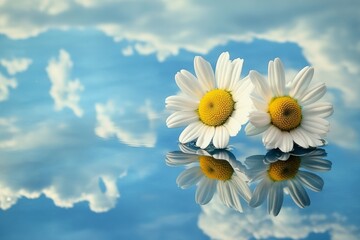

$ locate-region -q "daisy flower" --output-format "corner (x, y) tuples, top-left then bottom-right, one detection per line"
(245, 58), (333, 152)
(166, 143), (251, 212)
(246, 147), (332, 216)
(166, 52), (253, 149)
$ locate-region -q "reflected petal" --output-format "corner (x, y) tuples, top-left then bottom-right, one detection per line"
(165, 151), (198, 167)
(176, 167), (203, 189)
(287, 179), (310, 208)
(250, 177), (271, 207)
(297, 171), (324, 192)
(195, 177), (217, 205)
(268, 181), (284, 216)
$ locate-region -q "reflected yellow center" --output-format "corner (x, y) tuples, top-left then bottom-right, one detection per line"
(268, 96), (302, 131)
(199, 155), (234, 181)
(268, 156), (301, 181)
(198, 89), (235, 126)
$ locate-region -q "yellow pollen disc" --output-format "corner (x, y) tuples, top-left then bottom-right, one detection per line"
(268, 96), (302, 131)
(199, 155), (234, 181)
(198, 89), (235, 126)
(268, 156), (301, 181)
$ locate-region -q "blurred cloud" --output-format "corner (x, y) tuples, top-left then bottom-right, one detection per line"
(0, 72), (16, 101)
(95, 100), (158, 148)
(198, 196), (360, 240)
(0, 58), (32, 75)
(0, 57), (32, 101)
(46, 49), (84, 117)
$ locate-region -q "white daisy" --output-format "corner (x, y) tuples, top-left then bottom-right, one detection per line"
(246, 147), (332, 216)
(166, 52), (253, 149)
(166, 144), (251, 212)
(245, 58), (333, 152)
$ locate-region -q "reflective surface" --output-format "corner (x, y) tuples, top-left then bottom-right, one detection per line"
(1, 1), (360, 239)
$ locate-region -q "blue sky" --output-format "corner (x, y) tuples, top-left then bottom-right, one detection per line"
(0, 0), (359, 239)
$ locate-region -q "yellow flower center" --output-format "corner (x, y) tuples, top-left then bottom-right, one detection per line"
(268, 156), (301, 181)
(199, 155), (234, 181)
(268, 96), (302, 131)
(198, 89), (235, 126)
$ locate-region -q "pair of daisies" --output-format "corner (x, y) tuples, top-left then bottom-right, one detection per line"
(166, 52), (333, 152)
(165, 52), (333, 215)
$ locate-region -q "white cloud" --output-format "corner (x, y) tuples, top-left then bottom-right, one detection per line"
(95, 100), (158, 147)
(121, 45), (134, 56)
(0, 73), (17, 101)
(198, 196), (360, 240)
(0, 58), (32, 75)
(46, 49), (84, 117)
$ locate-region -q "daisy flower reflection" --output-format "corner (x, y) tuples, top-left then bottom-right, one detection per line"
(166, 144), (251, 212)
(245, 58), (333, 152)
(166, 52), (253, 149)
(246, 147), (331, 216)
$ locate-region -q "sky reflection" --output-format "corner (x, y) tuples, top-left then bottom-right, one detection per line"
(0, 1), (360, 239)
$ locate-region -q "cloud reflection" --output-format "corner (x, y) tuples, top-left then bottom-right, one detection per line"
(95, 99), (158, 147)
(198, 196), (359, 240)
(0, 155), (126, 212)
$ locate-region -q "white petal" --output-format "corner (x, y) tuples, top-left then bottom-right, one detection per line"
(289, 66), (314, 99)
(166, 111), (198, 128)
(212, 126), (230, 149)
(245, 122), (269, 136)
(175, 71), (204, 99)
(277, 131), (294, 152)
(249, 70), (272, 101)
(249, 178), (271, 207)
(229, 58), (244, 90)
(302, 102), (333, 118)
(299, 82), (326, 105)
(194, 56), (215, 91)
(176, 167), (203, 189)
(179, 122), (204, 143)
(290, 128), (310, 148)
(263, 125), (281, 146)
(269, 58), (285, 97)
(268, 181), (284, 216)
(224, 116), (242, 137)
(301, 118), (329, 135)
(195, 177), (216, 205)
(233, 75), (253, 101)
(287, 179), (310, 208)
(232, 106), (250, 125)
(196, 126), (215, 149)
(296, 127), (323, 147)
(215, 52), (232, 89)
(249, 111), (271, 127)
(250, 94), (268, 112)
(297, 171), (324, 192)
(274, 58), (286, 96)
(165, 95), (198, 111)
